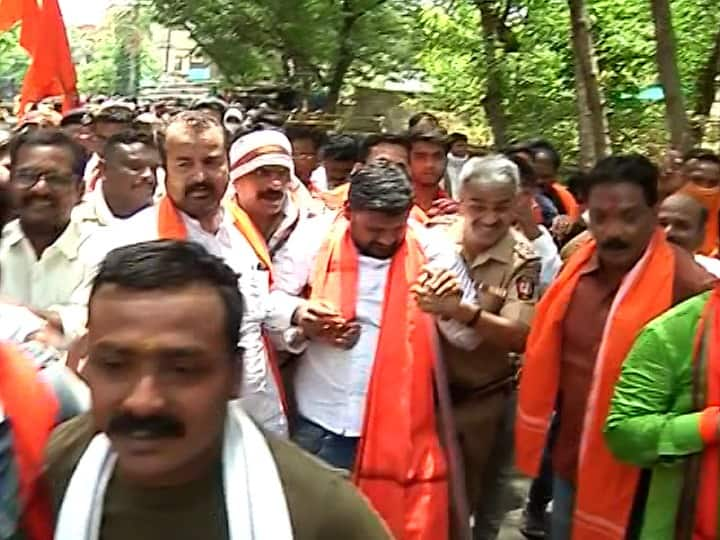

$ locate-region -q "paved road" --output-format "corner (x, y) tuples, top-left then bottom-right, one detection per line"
(497, 478), (534, 540)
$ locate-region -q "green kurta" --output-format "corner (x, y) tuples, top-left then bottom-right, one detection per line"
(605, 291), (714, 540)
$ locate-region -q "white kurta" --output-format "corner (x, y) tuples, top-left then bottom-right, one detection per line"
(0, 219), (93, 339)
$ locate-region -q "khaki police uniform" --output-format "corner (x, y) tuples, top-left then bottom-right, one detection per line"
(434, 217), (541, 533)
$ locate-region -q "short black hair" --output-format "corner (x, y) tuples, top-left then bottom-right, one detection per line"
(90, 240), (243, 356)
(104, 130), (158, 165)
(683, 148), (720, 166)
(409, 128), (449, 153)
(586, 154), (659, 207)
(95, 106), (135, 125)
(528, 139), (561, 170)
(566, 169), (591, 204)
(448, 132), (468, 146)
(359, 132), (410, 163)
(348, 159), (413, 215)
(284, 125), (325, 149)
(507, 154), (537, 189)
(9, 128), (86, 178)
(322, 134), (359, 162)
(160, 110), (227, 165)
(408, 112), (440, 130)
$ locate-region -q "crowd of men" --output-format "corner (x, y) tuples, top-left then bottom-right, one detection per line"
(1, 95), (720, 540)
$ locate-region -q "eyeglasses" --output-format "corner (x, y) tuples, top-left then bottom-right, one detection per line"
(12, 169), (77, 190)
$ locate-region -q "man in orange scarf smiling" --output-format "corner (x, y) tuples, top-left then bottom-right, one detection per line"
(516, 155), (714, 540)
(269, 160), (481, 539)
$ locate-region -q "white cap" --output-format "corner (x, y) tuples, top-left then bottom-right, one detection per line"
(229, 130), (294, 182)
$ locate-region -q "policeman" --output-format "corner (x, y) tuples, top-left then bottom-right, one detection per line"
(417, 155), (541, 540)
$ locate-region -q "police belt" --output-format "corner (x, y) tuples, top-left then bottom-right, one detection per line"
(449, 374), (515, 404)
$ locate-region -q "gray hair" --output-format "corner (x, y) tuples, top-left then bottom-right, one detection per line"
(459, 155), (521, 193)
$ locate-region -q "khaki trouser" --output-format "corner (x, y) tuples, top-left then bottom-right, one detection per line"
(452, 386), (514, 540)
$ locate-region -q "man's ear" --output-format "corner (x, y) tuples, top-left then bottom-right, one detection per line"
(342, 201), (351, 220)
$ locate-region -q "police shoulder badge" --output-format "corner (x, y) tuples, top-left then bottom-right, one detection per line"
(516, 276), (536, 300)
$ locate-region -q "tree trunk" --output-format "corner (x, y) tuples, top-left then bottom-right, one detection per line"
(325, 43), (354, 113)
(568, 0), (610, 168)
(477, 0), (508, 148)
(650, 0), (692, 152)
(690, 28), (720, 145)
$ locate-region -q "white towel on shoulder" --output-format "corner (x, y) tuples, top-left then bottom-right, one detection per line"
(54, 402), (293, 540)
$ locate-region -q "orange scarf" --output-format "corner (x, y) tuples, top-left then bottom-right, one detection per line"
(516, 228), (675, 540)
(0, 343), (58, 540)
(310, 217), (448, 540)
(692, 288), (720, 538)
(551, 182), (580, 221)
(156, 195), (188, 239)
(225, 197), (273, 280)
(680, 182), (720, 257)
(318, 183), (350, 211)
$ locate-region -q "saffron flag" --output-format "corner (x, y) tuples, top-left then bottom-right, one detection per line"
(0, 0), (78, 115)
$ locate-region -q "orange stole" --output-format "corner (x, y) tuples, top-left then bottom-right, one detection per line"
(156, 196), (188, 239)
(516, 229), (675, 540)
(225, 198), (288, 412)
(318, 183), (350, 210)
(310, 217), (448, 540)
(0, 343), (59, 540)
(551, 182), (580, 221)
(693, 288), (720, 538)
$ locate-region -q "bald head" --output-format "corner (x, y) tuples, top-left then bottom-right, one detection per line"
(659, 193), (708, 252)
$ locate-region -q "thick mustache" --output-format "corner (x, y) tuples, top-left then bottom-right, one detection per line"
(601, 239), (630, 250)
(185, 184), (215, 196)
(108, 413), (185, 439)
(258, 190), (284, 201)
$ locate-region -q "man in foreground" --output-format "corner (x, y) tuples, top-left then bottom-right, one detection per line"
(45, 240), (390, 540)
(516, 155), (714, 540)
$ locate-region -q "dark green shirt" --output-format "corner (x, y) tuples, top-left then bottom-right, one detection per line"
(43, 415), (391, 540)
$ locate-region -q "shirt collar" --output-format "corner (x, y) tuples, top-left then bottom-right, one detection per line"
(91, 181), (118, 226)
(463, 227), (515, 268)
(4, 219), (83, 261)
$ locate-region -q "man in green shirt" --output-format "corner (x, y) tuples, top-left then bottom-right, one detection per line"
(605, 287), (720, 540)
(44, 240), (391, 540)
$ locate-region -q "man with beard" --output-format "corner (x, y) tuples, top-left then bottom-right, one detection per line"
(270, 160), (481, 540)
(83, 112), (288, 436)
(73, 130), (160, 231)
(0, 129), (92, 339)
(44, 240), (390, 540)
(414, 155), (541, 540)
(516, 155), (715, 540)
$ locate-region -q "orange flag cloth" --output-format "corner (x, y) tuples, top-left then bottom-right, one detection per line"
(550, 182), (581, 221)
(310, 215), (448, 540)
(516, 228), (675, 540)
(0, 0), (78, 115)
(0, 343), (59, 540)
